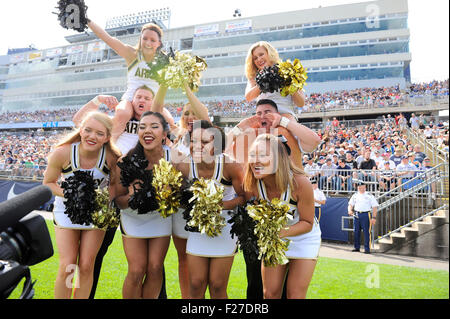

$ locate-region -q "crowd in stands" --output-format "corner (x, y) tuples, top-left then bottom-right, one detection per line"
(1, 80), (448, 190)
(0, 80), (448, 124)
(0, 129), (63, 180)
(1, 114), (448, 190)
(303, 117), (448, 194)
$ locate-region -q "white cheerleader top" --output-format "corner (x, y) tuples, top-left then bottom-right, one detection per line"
(122, 51), (160, 101)
(189, 153), (236, 202)
(53, 142), (110, 212)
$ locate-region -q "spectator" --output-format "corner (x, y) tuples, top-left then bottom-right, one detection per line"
(336, 159), (352, 192)
(378, 161), (396, 192)
(396, 155), (418, 189)
(319, 158), (337, 191)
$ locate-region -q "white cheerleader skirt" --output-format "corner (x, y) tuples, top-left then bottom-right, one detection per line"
(53, 210), (99, 231)
(186, 210), (238, 258)
(120, 208), (172, 238)
(285, 222), (321, 260)
(172, 208), (189, 239)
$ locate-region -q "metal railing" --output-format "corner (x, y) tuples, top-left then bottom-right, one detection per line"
(306, 167), (446, 197)
(371, 163), (449, 246)
(406, 126), (449, 165)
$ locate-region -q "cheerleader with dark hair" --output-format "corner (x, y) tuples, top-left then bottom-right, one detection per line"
(114, 111), (184, 299)
(174, 120), (245, 299)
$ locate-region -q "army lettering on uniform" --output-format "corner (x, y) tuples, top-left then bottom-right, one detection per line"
(135, 67), (152, 79)
(125, 121), (139, 134)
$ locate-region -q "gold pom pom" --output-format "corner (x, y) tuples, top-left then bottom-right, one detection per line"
(159, 51), (207, 92)
(152, 158), (183, 218)
(278, 58), (308, 97)
(247, 198), (292, 267)
(187, 178), (225, 237)
(92, 188), (120, 230)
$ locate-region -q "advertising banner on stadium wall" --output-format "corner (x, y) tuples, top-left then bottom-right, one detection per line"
(225, 19), (252, 33)
(9, 54), (25, 64)
(46, 48), (63, 58)
(66, 45), (84, 54)
(194, 23), (219, 37)
(27, 51), (43, 61)
(317, 197), (350, 242)
(88, 41), (106, 52)
(0, 180), (55, 210)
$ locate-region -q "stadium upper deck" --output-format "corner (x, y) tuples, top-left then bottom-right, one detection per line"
(0, 0), (411, 112)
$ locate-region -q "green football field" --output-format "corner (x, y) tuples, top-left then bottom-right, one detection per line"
(8, 221), (449, 299)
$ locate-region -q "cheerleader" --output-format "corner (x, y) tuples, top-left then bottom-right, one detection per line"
(243, 134), (321, 299)
(87, 20), (165, 142)
(244, 41), (306, 118)
(174, 120), (245, 299)
(152, 82), (211, 299)
(114, 111), (180, 299)
(43, 111), (120, 299)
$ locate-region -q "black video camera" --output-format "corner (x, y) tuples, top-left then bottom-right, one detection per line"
(0, 185), (54, 299)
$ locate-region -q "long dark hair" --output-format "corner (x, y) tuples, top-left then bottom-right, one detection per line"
(125, 111), (169, 160)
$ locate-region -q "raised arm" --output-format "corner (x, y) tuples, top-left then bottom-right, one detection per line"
(183, 82), (210, 122)
(73, 95), (118, 127)
(88, 20), (136, 64)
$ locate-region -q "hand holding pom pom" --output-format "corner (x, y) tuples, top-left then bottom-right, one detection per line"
(187, 178), (225, 237)
(247, 198), (293, 267)
(152, 158), (183, 218)
(278, 59), (308, 97)
(61, 170), (97, 226)
(91, 188), (120, 230)
(255, 64), (285, 94)
(159, 51), (207, 92)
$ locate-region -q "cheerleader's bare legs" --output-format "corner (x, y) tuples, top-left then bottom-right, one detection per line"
(187, 255), (234, 299)
(262, 258), (317, 299)
(122, 236), (170, 299)
(172, 236), (190, 299)
(54, 228), (106, 299)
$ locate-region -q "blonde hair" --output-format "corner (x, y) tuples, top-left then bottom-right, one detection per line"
(135, 23), (163, 52)
(56, 111), (121, 157)
(243, 134), (305, 194)
(245, 41), (281, 81)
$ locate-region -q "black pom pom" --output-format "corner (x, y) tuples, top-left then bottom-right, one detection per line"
(228, 198), (260, 263)
(127, 169), (159, 215)
(61, 170), (98, 226)
(54, 0), (90, 33)
(117, 153), (149, 188)
(118, 154), (159, 215)
(255, 64), (285, 94)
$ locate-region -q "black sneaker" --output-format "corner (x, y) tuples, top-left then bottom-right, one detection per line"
(364, 251), (371, 254)
(352, 249), (360, 252)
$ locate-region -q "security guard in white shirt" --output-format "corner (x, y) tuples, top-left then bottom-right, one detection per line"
(348, 181), (379, 254)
